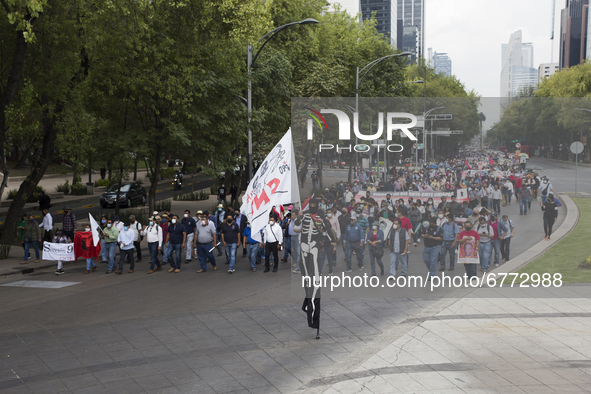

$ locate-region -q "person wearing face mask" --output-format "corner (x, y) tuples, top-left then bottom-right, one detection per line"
(102, 219), (119, 273)
(324, 208), (341, 267)
(116, 222), (136, 274)
(52, 228), (68, 275)
(499, 214), (515, 262)
(165, 214), (186, 273)
(129, 215), (143, 263)
(77, 225), (97, 274)
(22, 215), (41, 264)
(214, 204), (226, 256)
(420, 217), (443, 279)
(425, 199), (436, 216)
(343, 216), (365, 272)
(194, 213), (217, 272)
(458, 221), (480, 279)
(99, 215), (108, 264)
(221, 214), (241, 273)
(263, 214), (283, 272)
(439, 214), (459, 272)
(113, 215), (124, 232)
(539, 178), (553, 204)
(366, 221), (385, 276)
(280, 213), (293, 263)
(142, 216), (162, 274)
(436, 210), (446, 227)
(242, 221), (261, 272)
(159, 214), (170, 266)
(218, 183), (227, 205)
(181, 210), (197, 263)
(388, 218), (409, 277)
(476, 216), (494, 273)
(409, 203), (421, 247)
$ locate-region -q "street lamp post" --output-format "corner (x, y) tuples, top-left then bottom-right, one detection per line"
(355, 52), (412, 169)
(423, 106), (445, 164)
(247, 18), (319, 182)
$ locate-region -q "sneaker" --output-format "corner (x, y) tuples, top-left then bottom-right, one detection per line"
(55, 270), (60, 275)
(345, 269), (352, 273)
(106, 270), (112, 274)
(185, 259), (191, 264)
(272, 268), (277, 272)
(413, 243), (417, 247)
(494, 263), (499, 267)
(358, 266), (364, 270)
(59, 270), (65, 275)
(292, 269), (300, 274)
(228, 269), (234, 274)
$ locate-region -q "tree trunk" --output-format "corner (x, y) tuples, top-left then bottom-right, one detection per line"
(1, 103), (61, 244)
(133, 157), (138, 181)
(14, 143), (34, 169)
(149, 143), (161, 213)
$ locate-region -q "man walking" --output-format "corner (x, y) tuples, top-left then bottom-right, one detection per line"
(214, 204), (225, 256)
(129, 215), (143, 262)
(181, 210), (196, 263)
(194, 213), (218, 273)
(343, 215), (365, 273)
(489, 214), (502, 267)
(476, 216), (493, 273)
(242, 221), (260, 272)
(38, 190), (51, 213)
(263, 214), (283, 272)
(221, 214), (241, 273)
(39, 208), (53, 243)
(421, 217), (443, 279)
(499, 215), (515, 262)
(519, 186), (531, 215)
(491, 184), (502, 215)
(218, 183), (227, 205)
(166, 215), (186, 273)
(458, 221), (480, 279)
(388, 218), (409, 277)
(116, 222), (135, 274)
(103, 219), (119, 273)
(143, 217), (163, 274)
(62, 206), (77, 242)
(439, 213), (459, 272)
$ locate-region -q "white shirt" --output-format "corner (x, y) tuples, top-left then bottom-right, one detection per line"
(503, 181), (514, 192)
(130, 221), (142, 242)
(142, 224), (162, 247)
(491, 189), (502, 199)
(476, 223), (493, 243)
(117, 228), (135, 250)
(39, 213), (53, 232)
(344, 191), (354, 203)
(263, 223), (283, 245)
(114, 221), (124, 233)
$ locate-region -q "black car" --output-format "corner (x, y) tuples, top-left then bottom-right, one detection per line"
(100, 182), (147, 208)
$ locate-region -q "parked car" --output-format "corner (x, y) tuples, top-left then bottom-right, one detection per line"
(100, 182), (146, 208)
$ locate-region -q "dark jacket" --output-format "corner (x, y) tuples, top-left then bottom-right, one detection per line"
(23, 221), (41, 242)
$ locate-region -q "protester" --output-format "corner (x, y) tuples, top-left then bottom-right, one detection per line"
(263, 214), (283, 273)
(476, 216), (494, 273)
(499, 214), (515, 261)
(62, 206), (77, 241)
(366, 221), (385, 276)
(103, 218), (119, 274)
(17, 213), (29, 258)
(22, 215), (41, 264)
(117, 222), (135, 274)
(221, 213), (241, 273)
(38, 190), (51, 213)
(489, 214), (502, 267)
(80, 224), (97, 274)
(541, 193), (560, 240)
(343, 215), (364, 273)
(420, 217), (443, 279)
(439, 213), (459, 272)
(129, 215), (143, 262)
(53, 229), (68, 275)
(181, 210), (196, 263)
(388, 218), (409, 277)
(142, 216), (163, 274)
(194, 212), (218, 273)
(166, 214), (186, 273)
(458, 221), (480, 279)
(242, 221), (260, 272)
(39, 208), (53, 243)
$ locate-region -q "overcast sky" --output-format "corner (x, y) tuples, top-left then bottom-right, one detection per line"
(329, 0), (561, 128)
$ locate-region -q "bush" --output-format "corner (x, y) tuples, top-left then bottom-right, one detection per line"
(56, 181), (71, 195)
(7, 186), (45, 203)
(102, 209), (150, 227)
(70, 183), (87, 195)
(173, 190), (209, 201)
(96, 179), (111, 187)
(0, 244), (10, 260)
(154, 199), (171, 213)
(160, 168), (176, 180)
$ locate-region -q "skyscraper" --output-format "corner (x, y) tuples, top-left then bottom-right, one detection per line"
(433, 52), (452, 77)
(559, 0), (589, 70)
(396, 0), (425, 61)
(360, 0), (397, 46)
(501, 31), (538, 100)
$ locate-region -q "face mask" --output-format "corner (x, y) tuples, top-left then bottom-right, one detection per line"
(393, 224), (398, 229)
(218, 208), (222, 211)
(101, 219), (106, 224)
(107, 223), (112, 228)
(85, 228), (90, 232)
(161, 219), (166, 224)
(124, 227), (128, 231)
(171, 219), (177, 224)
(308, 205), (318, 214)
(464, 226), (472, 231)
(56, 233), (62, 237)
(149, 221), (154, 226)
(327, 213), (333, 218)
(184, 214), (188, 218)
(269, 221), (274, 225)
(428, 202), (432, 205)
(438, 214), (443, 218)
(372, 225), (378, 230)
(201, 220), (207, 226)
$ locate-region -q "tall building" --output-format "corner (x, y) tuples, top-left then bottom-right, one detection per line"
(559, 0), (589, 70)
(538, 63), (560, 82)
(433, 52), (452, 77)
(396, 0), (425, 61)
(501, 31), (538, 100)
(360, 0), (397, 46)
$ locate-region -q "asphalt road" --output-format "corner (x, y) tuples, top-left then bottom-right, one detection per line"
(0, 158), (576, 393)
(528, 157), (591, 194)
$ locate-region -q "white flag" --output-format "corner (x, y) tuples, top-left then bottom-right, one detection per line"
(241, 128), (300, 242)
(88, 213), (101, 246)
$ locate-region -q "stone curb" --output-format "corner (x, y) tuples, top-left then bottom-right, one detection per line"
(490, 192), (579, 274)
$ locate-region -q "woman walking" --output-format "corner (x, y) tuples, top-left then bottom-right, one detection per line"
(53, 229), (68, 275)
(22, 215), (41, 264)
(366, 223), (385, 276)
(541, 193), (560, 240)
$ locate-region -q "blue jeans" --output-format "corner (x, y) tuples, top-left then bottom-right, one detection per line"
(23, 241), (39, 261)
(411, 221), (420, 243)
(292, 236), (301, 271)
(197, 242), (216, 271)
(319, 247), (334, 274)
(105, 242), (117, 271)
(491, 238), (501, 266)
(86, 258), (96, 270)
(519, 198), (529, 214)
(169, 243), (182, 269)
(225, 243), (237, 270)
(439, 240), (456, 269)
(423, 245), (440, 277)
(119, 248), (134, 271)
(216, 232), (223, 254)
(246, 243), (259, 269)
(100, 239), (106, 262)
(389, 251), (408, 276)
(345, 242), (364, 270)
(148, 242), (161, 270)
(368, 248), (384, 276)
(162, 242), (170, 263)
(283, 236), (292, 259)
(479, 241), (492, 271)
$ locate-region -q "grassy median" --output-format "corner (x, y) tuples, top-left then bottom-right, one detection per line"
(517, 198), (591, 283)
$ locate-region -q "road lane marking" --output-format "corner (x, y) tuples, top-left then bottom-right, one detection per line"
(1, 280), (80, 289)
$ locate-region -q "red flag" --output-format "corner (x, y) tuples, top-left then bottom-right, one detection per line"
(488, 156), (494, 166)
(464, 161), (472, 170)
(301, 193), (314, 211)
(74, 231), (101, 260)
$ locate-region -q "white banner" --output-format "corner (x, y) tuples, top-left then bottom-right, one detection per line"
(42, 242), (75, 261)
(241, 129), (300, 242)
